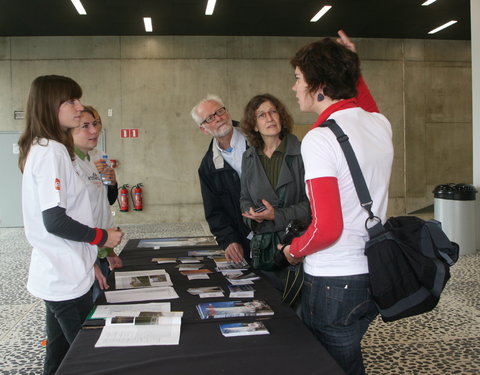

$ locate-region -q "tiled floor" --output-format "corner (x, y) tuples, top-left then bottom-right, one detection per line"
(1, 223), (479, 374)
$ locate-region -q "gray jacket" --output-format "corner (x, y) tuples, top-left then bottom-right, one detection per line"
(240, 133), (311, 238)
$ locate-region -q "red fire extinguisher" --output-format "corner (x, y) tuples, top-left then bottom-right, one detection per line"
(119, 184), (130, 212)
(131, 183), (143, 211)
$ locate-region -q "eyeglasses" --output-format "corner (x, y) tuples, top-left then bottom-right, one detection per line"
(201, 107), (227, 125)
(256, 109), (278, 120)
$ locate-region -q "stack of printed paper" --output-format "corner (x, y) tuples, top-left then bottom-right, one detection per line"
(91, 303), (183, 347)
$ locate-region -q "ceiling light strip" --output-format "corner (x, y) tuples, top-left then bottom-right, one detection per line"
(428, 20), (458, 34)
(206, 0), (217, 15)
(310, 5), (332, 22)
(143, 17), (153, 32)
(70, 0), (87, 15)
(421, 0), (437, 6)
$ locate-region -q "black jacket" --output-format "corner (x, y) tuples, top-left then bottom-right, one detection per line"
(198, 133), (251, 256)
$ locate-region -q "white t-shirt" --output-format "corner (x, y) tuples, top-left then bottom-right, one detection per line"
(22, 139), (97, 301)
(301, 107), (393, 277)
(76, 154), (114, 229)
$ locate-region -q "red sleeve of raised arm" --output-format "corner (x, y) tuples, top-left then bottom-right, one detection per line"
(356, 75), (379, 113)
(289, 177), (343, 257)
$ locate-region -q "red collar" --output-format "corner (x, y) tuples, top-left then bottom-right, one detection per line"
(312, 98), (358, 129)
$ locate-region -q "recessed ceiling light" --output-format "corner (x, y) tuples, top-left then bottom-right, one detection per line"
(421, 0), (437, 6)
(70, 0), (87, 15)
(310, 5), (332, 22)
(206, 0), (217, 15)
(143, 17), (153, 32)
(428, 20), (457, 34)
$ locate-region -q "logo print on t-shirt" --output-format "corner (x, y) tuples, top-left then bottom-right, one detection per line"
(54, 178), (61, 191)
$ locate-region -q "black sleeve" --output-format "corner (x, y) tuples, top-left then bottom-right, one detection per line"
(42, 206), (107, 246)
(107, 183), (119, 206)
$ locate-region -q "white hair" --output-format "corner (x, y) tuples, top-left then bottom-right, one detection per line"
(190, 94), (225, 126)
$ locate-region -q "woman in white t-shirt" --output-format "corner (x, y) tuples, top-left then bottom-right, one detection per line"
(72, 106), (123, 302)
(18, 75), (124, 375)
(281, 31), (394, 375)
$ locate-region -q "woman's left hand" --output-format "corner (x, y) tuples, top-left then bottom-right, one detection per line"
(242, 199), (275, 223)
(279, 244), (303, 265)
(94, 264), (109, 290)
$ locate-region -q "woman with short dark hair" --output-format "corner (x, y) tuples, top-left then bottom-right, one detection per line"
(282, 31), (394, 375)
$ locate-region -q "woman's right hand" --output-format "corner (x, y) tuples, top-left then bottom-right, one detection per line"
(336, 29), (356, 53)
(104, 228), (124, 248)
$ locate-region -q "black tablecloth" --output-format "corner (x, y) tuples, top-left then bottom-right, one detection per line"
(57, 238), (345, 375)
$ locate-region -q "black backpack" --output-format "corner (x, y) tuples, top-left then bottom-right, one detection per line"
(323, 120), (459, 322)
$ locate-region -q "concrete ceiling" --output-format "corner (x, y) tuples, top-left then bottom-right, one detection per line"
(0, 0), (471, 40)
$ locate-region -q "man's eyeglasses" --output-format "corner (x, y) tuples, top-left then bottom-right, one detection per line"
(201, 107), (227, 125)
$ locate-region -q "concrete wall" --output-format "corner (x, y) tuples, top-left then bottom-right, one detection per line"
(0, 35), (471, 224)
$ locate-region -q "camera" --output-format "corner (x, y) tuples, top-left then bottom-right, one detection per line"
(274, 219), (309, 268)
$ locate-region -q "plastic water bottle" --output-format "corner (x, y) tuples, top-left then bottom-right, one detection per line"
(101, 154), (113, 185)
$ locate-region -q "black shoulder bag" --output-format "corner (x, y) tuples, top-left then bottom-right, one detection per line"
(323, 119), (459, 322)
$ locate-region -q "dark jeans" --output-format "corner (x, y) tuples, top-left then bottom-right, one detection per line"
(44, 288), (93, 375)
(302, 273), (378, 375)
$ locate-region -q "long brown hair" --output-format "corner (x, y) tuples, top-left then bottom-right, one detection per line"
(241, 94), (293, 149)
(18, 75), (82, 172)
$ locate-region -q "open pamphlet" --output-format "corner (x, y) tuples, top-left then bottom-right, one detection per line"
(196, 300), (274, 319)
(105, 287), (179, 303)
(219, 321), (270, 337)
(94, 305), (183, 347)
(114, 269), (173, 290)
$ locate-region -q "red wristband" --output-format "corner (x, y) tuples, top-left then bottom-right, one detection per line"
(89, 228), (103, 245)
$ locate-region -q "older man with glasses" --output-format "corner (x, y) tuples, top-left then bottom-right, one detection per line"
(191, 95), (251, 264)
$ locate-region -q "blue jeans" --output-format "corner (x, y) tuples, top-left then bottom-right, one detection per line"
(302, 273), (378, 375)
(44, 289), (93, 375)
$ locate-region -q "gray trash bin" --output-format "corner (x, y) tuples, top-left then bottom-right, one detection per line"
(433, 183), (477, 255)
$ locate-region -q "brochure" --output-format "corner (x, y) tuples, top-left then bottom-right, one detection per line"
(187, 286), (224, 298)
(187, 249), (225, 257)
(196, 300), (274, 319)
(95, 312), (183, 347)
(214, 259), (249, 272)
(152, 257), (177, 264)
(138, 236), (218, 249)
(88, 302), (171, 319)
(219, 321), (269, 337)
(177, 257), (204, 263)
(105, 287), (179, 303)
(176, 264), (204, 271)
(115, 269), (173, 290)
(228, 284), (255, 298)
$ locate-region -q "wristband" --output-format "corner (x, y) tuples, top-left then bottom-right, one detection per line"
(89, 228), (103, 245)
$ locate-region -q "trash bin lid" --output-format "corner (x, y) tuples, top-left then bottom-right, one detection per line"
(433, 183), (477, 200)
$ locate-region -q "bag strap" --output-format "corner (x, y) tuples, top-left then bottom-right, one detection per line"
(321, 119), (383, 237)
(282, 264), (304, 306)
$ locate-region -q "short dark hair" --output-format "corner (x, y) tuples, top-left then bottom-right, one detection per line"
(290, 38), (360, 99)
(241, 94), (293, 149)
